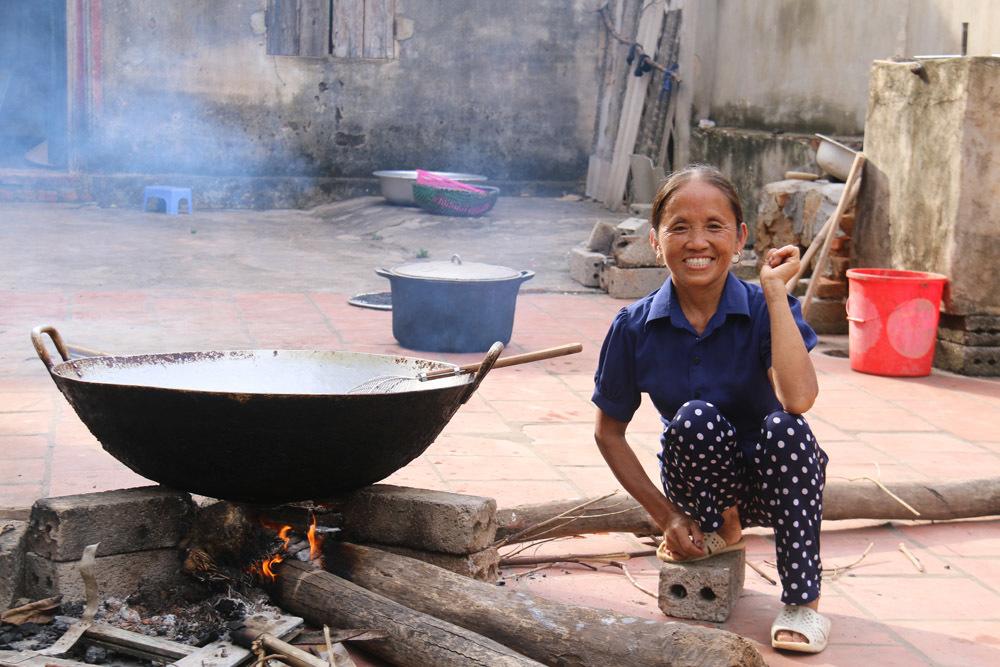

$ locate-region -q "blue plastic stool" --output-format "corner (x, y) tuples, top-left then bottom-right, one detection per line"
(143, 186), (193, 215)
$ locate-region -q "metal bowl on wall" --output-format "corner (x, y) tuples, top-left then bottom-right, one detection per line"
(373, 170), (488, 205)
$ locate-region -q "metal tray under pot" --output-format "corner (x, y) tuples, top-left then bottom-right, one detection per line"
(377, 255), (534, 353)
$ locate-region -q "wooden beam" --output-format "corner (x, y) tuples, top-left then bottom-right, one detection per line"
(270, 561), (543, 667)
(602, 1), (666, 210)
(324, 543), (765, 667)
(495, 477), (1000, 542)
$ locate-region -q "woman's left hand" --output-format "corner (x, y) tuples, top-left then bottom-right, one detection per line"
(760, 245), (800, 287)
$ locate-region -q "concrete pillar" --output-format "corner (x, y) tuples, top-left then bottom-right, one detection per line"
(855, 57), (1000, 373)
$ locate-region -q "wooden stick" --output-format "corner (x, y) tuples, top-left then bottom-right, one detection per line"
(423, 343), (583, 381)
(746, 560), (777, 586)
(501, 549), (656, 567)
(802, 152), (866, 318)
(898, 543), (925, 573)
(785, 176), (862, 294)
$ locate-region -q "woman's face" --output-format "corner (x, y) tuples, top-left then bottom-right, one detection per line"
(649, 179), (749, 293)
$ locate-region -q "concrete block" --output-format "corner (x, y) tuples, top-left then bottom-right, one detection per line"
(586, 222), (617, 254)
(616, 217), (650, 236)
(611, 235), (658, 268)
(342, 485), (497, 555)
(938, 313), (1000, 346)
(934, 339), (1000, 376)
(569, 246), (606, 287)
(28, 486), (197, 562)
(658, 549), (745, 622)
(804, 297), (847, 335)
(363, 543), (500, 582)
(628, 203), (653, 218)
(1, 520), (28, 609)
(600, 265), (669, 300)
(24, 549), (186, 603)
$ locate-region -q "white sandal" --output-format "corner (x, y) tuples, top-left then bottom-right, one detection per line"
(656, 531), (746, 563)
(771, 604), (831, 653)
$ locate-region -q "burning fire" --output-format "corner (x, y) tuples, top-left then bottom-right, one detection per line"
(248, 513), (325, 582)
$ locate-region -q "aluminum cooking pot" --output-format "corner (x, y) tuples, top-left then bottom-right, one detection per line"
(377, 255), (534, 353)
(31, 325), (503, 504)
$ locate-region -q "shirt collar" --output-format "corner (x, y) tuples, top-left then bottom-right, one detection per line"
(645, 273), (750, 330)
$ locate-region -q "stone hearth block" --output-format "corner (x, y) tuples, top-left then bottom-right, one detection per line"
(569, 246), (606, 287)
(612, 234), (658, 268)
(804, 297), (847, 335)
(24, 548), (185, 603)
(1, 520), (28, 608)
(342, 485), (497, 555)
(600, 265), (669, 299)
(754, 180), (843, 261)
(934, 339), (1000, 376)
(29, 486), (197, 562)
(362, 543), (500, 582)
(586, 221), (617, 254)
(658, 549), (745, 623)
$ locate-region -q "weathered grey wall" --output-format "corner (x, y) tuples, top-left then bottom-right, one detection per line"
(674, 0), (1000, 234)
(855, 58), (1000, 316)
(86, 0), (603, 203)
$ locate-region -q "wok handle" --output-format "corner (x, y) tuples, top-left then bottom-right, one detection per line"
(460, 342), (505, 404)
(424, 343), (583, 381)
(31, 325), (71, 371)
(375, 267), (394, 279)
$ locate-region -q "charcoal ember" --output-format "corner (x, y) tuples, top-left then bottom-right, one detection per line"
(212, 598), (246, 622)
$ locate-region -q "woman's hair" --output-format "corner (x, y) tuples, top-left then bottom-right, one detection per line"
(649, 164), (743, 231)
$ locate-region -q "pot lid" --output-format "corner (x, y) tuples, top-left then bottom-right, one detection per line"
(393, 254), (521, 281)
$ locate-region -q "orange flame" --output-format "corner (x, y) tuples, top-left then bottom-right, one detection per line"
(307, 512), (323, 560)
(260, 554), (283, 581)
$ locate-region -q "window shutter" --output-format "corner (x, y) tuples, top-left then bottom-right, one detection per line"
(363, 0), (394, 59)
(332, 0), (364, 58)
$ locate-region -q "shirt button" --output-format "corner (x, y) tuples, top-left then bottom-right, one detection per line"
(693, 356), (701, 365)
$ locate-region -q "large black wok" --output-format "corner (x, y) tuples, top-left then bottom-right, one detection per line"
(32, 326), (502, 504)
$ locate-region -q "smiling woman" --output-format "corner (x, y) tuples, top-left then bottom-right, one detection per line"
(592, 165), (831, 654)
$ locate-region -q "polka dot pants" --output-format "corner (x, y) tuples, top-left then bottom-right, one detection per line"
(657, 400), (828, 604)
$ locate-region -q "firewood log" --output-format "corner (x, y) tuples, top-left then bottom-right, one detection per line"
(324, 542), (765, 667)
(495, 477), (1000, 543)
(268, 561), (542, 667)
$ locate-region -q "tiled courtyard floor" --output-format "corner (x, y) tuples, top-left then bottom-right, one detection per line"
(2, 199), (999, 665)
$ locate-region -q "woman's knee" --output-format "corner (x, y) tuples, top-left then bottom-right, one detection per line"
(668, 400), (726, 445)
(760, 411), (823, 471)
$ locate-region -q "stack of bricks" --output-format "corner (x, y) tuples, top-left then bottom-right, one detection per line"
(4, 487), (196, 604)
(341, 485), (501, 582)
(755, 178), (854, 334)
(569, 217), (669, 299)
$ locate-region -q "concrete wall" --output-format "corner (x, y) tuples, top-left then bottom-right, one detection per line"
(856, 57), (1000, 316)
(677, 0), (1000, 232)
(85, 0), (604, 203)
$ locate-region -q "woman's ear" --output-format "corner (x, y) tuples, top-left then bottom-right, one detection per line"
(649, 227), (662, 262)
(737, 222), (749, 249)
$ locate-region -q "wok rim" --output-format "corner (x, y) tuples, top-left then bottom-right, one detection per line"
(46, 348), (470, 398)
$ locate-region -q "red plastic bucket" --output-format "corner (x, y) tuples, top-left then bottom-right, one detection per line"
(845, 268), (949, 377)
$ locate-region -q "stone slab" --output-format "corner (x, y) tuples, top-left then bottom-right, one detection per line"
(586, 221), (617, 254)
(1, 520), (28, 609)
(934, 339), (1000, 376)
(611, 234), (658, 269)
(342, 485), (497, 555)
(28, 487), (197, 562)
(23, 548), (186, 603)
(658, 549), (745, 623)
(937, 327), (1000, 347)
(362, 543), (500, 582)
(600, 265), (669, 300)
(569, 246), (606, 287)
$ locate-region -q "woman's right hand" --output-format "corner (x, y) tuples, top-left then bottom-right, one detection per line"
(662, 511), (706, 560)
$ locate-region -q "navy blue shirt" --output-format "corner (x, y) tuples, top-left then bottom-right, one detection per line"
(592, 273), (817, 441)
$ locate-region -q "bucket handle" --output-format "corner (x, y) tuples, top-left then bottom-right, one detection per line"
(459, 341), (504, 404)
(31, 325), (71, 371)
